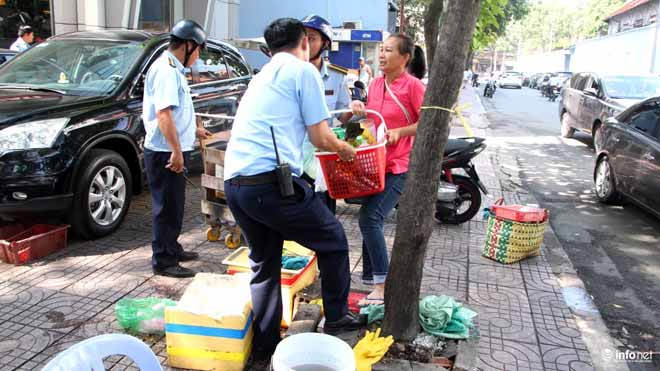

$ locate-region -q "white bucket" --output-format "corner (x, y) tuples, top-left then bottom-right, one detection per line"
(271, 333), (356, 371)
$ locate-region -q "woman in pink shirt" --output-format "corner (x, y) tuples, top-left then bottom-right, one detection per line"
(350, 34), (426, 306)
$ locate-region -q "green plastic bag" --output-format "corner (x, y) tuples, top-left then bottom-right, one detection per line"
(419, 295), (477, 339)
(115, 297), (177, 334)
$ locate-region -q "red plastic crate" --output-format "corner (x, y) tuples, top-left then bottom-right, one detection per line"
(316, 142), (387, 199)
(490, 204), (548, 223)
(0, 224), (69, 265)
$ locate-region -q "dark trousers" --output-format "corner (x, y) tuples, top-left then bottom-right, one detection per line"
(301, 172), (337, 214)
(144, 149), (190, 268)
(225, 176), (350, 352)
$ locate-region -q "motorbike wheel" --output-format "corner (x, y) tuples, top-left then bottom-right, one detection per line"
(435, 175), (482, 224)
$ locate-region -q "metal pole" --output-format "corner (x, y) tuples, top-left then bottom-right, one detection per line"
(399, 0), (405, 33)
(650, 0), (660, 73)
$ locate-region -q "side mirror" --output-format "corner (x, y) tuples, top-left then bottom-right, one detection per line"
(253, 68), (260, 75)
(354, 81), (366, 90)
(584, 87), (598, 97)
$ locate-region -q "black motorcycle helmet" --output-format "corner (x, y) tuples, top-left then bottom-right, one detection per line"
(18, 25), (33, 37)
(170, 19), (207, 66)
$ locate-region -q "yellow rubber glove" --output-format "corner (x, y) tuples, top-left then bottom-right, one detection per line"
(353, 328), (394, 371)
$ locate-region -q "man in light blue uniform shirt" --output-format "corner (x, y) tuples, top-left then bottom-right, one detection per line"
(142, 20), (211, 278)
(224, 18), (363, 360)
(300, 15), (351, 213)
(10, 25), (33, 52)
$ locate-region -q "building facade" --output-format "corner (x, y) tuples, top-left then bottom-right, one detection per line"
(0, 0), (239, 49)
(605, 0), (659, 35)
(238, 0), (393, 71)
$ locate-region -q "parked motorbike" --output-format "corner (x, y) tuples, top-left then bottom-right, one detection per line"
(483, 81), (495, 98)
(435, 137), (488, 224)
(344, 137), (488, 225)
(547, 85), (560, 102)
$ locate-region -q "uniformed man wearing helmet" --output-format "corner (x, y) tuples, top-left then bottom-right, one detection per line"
(300, 15), (352, 213)
(142, 19), (212, 278)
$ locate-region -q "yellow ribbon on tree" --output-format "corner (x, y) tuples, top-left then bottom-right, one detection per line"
(421, 103), (474, 137)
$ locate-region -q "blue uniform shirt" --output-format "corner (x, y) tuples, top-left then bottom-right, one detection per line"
(302, 61), (351, 179)
(9, 38), (29, 52)
(224, 52), (331, 179)
(142, 50), (196, 152)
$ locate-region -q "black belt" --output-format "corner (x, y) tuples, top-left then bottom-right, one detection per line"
(230, 171), (278, 186)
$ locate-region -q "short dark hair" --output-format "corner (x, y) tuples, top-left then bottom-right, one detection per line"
(264, 18), (307, 54)
(169, 35), (186, 50)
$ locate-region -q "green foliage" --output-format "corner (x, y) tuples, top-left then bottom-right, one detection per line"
(472, 0), (529, 51)
(404, 0), (432, 43)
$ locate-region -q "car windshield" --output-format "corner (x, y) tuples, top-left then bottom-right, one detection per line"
(602, 76), (660, 100)
(0, 39), (143, 96)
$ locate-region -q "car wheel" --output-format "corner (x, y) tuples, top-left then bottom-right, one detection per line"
(561, 114), (575, 138)
(595, 156), (618, 203)
(592, 124), (602, 152)
(71, 149), (133, 239)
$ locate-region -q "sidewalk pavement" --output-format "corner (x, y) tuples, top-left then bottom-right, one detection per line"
(0, 88), (600, 371)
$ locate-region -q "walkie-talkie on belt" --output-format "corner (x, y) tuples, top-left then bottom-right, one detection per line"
(271, 126), (294, 197)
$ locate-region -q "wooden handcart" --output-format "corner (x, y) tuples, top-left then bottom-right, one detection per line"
(198, 115), (241, 249)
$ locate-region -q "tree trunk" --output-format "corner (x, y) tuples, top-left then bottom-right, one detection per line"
(382, 0), (483, 342)
(423, 0), (444, 70)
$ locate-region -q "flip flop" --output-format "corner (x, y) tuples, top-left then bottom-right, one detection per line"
(358, 296), (385, 307)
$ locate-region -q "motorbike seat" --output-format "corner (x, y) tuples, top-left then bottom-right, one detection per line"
(444, 137), (485, 156)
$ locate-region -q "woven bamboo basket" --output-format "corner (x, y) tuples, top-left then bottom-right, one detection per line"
(482, 211), (548, 264)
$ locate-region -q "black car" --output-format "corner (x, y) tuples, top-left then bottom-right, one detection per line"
(594, 97), (660, 218)
(558, 73), (660, 147)
(0, 48), (17, 65)
(0, 31), (251, 238)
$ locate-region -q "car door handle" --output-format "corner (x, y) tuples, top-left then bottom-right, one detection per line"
(642, 153), (655, 161)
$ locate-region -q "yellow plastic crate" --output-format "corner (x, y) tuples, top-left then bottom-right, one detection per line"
(222, 242), (318, 326)
(165, 273), (253, 371)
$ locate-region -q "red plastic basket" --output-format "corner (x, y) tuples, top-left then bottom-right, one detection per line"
(490, 198), (547, 223)
(316, 109), (388, 199)
(0, 224), (69, 265)
(316, 142), (387, 199)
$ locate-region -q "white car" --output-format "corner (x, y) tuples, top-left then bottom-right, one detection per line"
(499, 72), (523, 89)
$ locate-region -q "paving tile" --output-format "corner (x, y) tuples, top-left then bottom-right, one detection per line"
(477, 336), (544, 371)
(522, 267), (562, 294)
(426, 232), (470, 261)
(62, 269), (147, 303)
(190, 241), (236, 262)
(0, 322), (63, 370)
(532, 313), (587, 350)
(181, 257), (228, 274)
(469, 264), (525, 288)
(540, 344), (594, 371)
(7, 253), (118, 291)
(104, 247), (156, 278)
(421, 259), (468, 302)
(528, 289), (574, 320)
(474, 305), (538, 345)
(0, 281), (58, 324)
(127, 276), (193, 301)
(4, 291), (108, 334)
(468, 282), (530, 313)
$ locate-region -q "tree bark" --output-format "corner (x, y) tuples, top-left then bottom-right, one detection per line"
(423, 0), (444, 70)
(382, 0), (483, 341)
